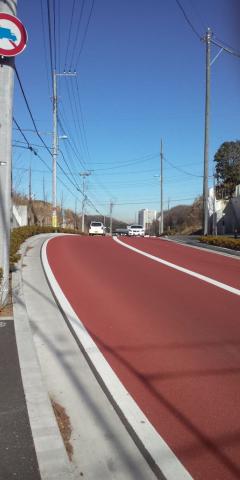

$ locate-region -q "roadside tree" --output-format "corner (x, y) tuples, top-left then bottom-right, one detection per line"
(214, 141), (240, 198)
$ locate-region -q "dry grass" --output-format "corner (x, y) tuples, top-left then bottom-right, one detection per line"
(0, 274), (13, 317)
(51, 399), (73, 461)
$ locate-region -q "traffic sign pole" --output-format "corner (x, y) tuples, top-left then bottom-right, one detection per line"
(0, 53), (15, 305)
(0, 3), (27, 305)
(0, 2), (17, 305)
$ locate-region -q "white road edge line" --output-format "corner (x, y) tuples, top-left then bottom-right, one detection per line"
(114, 237), (240, 297)
(41, 238), (193, 480)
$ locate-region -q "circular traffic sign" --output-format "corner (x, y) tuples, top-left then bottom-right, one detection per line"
(0, 13), (27, 57)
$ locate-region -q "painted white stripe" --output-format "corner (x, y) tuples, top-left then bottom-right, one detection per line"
(114, 237), (240, 297)
(42, 237), (193, 480)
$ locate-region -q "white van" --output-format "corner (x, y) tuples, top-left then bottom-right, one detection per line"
(89, 221), (106, 236)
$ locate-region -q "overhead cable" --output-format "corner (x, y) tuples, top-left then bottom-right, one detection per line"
(175, 0), (202, 40)
(74, 0), (95, 68)
(47, 0), (55, 76)
(68, 0), (86, 70)
(163, 156), (203, 177)
(63, 0), (77, 71)
(13, 117), (81, 200)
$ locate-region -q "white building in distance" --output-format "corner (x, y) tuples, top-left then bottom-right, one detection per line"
(138, 209), (157, 229)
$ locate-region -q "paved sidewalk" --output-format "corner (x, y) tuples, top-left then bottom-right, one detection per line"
(0, 315), (41, 480)
(4, 234), (158, 480)
(11, 235), (75, 480)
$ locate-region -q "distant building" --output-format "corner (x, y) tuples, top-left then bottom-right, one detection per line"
(138, 209), (157, 230)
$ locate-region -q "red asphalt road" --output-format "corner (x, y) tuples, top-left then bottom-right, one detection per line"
(47, 236), (240, 480)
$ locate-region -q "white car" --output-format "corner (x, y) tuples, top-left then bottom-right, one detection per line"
(89, 221), (106, 236)
(127, 224), (145, 237)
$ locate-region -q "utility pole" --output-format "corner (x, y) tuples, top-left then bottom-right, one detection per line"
(43, 176), (46, 203)
(28, 163), (32, 202)
(109, 201), (113, 236)
(0, 0), (17, 304)
(203, 28), (211, 235)
(160, 139), (163, 235)
(52, 70), (58, 228)
(212, 173), (217, 236)
(52, 70), (76, 228)
(60, 191), (64, 227)
(28, 163), (32, 225)
(75, 198), (78, 229)
(80, 171), (91, 233)
(167, 197), (170, 233)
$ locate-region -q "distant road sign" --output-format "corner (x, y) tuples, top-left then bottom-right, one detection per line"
(0, 13), (27, 57)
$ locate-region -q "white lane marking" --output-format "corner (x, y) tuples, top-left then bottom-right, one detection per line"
(114, 237), (240, 297)
(42, 237), (193, 480)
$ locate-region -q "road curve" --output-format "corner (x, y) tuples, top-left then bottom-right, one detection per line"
(46, 235), (240, 480)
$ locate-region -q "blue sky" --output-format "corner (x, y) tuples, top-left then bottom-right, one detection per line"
(13, 0), (240, 223)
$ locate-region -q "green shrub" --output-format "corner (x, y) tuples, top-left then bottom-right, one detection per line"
(199, 236), (240, 251)
(10, 225), (81, 268)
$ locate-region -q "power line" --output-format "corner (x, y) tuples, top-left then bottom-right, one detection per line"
(214, 36), (240, 57)
(47, 0), (54, 80)
(14, 117), (104, 215)
(74, 0), (95, 68)
(175, 0), (202, 40)
(75, 76), (92, 162)
(63, 0), (77, 71)
(40, 0), (52, 96)
(97, 196), (198, 206)
(68, 0), (86, 70)
(163, 156), (203, 177)
(211, 38), (240, 59)
(58, 110), (88, 169)
(188, 0), (207, 32)
(92, 153), (158, 171)
(53, 0), (57, 70)
(68, 78), (89, 160)
(15, 67), (53, 156)
(14, 69), (86, 195)
(13, 117), (82, 201)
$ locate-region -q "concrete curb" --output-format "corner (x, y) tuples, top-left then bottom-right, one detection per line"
(12, 239), (75, 480)
(42, 237), (193, 480)
(162, 236), (240, 259)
